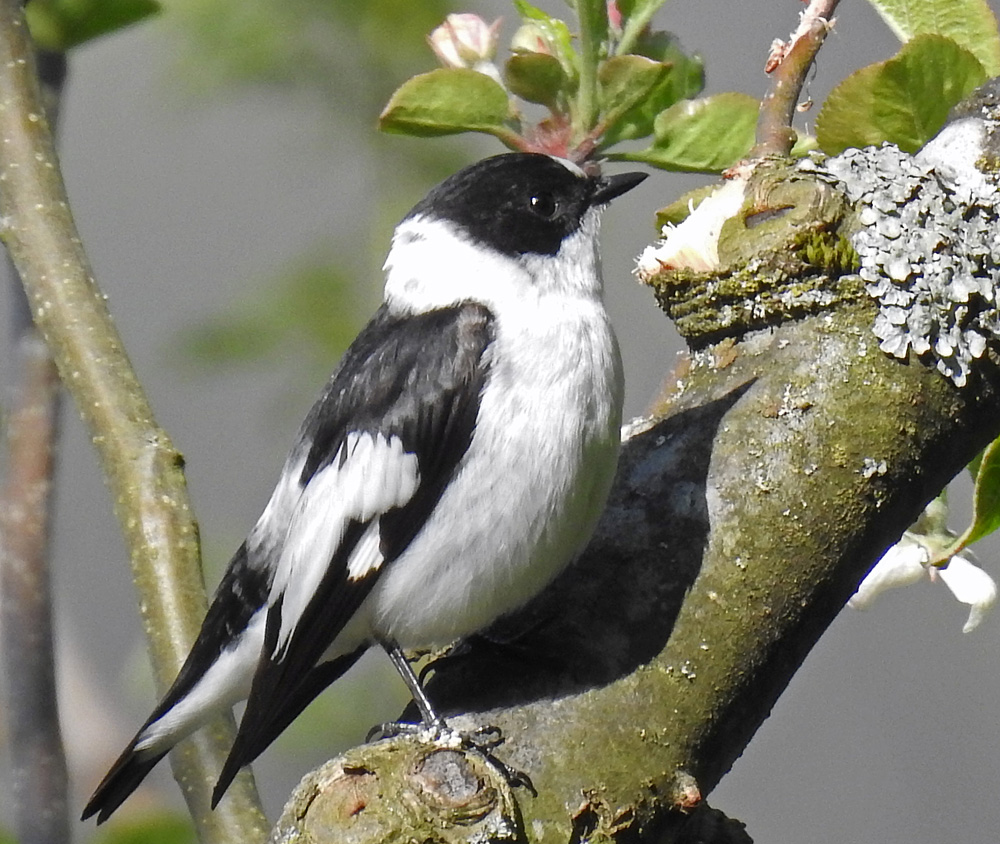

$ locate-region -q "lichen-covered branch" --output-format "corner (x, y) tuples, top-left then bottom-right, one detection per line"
(0, 3), (266, 839)
(268, 84), (1000, 844)
(751, 0), (840, 158)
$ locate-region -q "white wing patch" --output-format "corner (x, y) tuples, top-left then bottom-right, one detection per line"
(347, 521), (384, 582)
(269, 431), (420, 657)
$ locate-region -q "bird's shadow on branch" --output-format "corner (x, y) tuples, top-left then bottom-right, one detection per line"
(416, 380), (755, 717)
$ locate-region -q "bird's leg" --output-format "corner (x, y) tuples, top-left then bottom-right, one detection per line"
(366, 639), (450, 741)
(369, 640), (536, 795)
(383, 640), (447, 732)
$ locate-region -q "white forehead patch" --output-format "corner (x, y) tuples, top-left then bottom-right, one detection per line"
(548, 155), (586, 178)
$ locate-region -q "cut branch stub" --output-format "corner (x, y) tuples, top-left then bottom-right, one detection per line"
(271, 735), (522, 844)
(642, 161), (864, 347)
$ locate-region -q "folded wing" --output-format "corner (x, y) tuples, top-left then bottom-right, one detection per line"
(213, 301), (495, 803)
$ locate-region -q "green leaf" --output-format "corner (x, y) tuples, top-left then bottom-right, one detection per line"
(25, 0), (160, 51)
(379, 68), (514, 140)
(816, 34), (987, 154)
(611, 92), (758, 173)
(506, 52), (568, 107)
(600, 34), (704, 147)
(940, 436), (1000, 558)
(790, 131), (819, 157)
(598, 55), (672, 127)
(866, 0), (1000, 75)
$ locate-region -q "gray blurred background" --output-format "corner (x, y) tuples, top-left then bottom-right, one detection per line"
(3, 0), (1000, 841)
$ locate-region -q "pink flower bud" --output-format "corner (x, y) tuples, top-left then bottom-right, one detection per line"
(607, 1), (623, 32)
(428, 14), (501, 68)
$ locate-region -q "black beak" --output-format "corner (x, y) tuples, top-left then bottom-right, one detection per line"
(591, 170), (648, 205)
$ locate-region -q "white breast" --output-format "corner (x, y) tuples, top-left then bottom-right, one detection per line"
(369, 214), (624, 646)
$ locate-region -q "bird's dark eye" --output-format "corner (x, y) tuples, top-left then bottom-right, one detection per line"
(529, 192), (558, 219)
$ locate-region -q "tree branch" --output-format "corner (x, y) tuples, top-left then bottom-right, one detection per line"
(266, 87), (1000, 843)
(0, 46), (68, 844)
(751, 0), (840, 159)
(0, 330), (67, 844)
(0, 3), (267, 839)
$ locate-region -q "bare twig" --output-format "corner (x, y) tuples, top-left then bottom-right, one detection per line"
(750, 0), (840, 159)
(0, 3), (267, 839)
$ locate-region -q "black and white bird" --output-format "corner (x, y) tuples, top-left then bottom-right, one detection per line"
(82, 152), (646, 823)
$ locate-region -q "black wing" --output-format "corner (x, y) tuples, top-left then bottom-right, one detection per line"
(212, 301), (495, 803)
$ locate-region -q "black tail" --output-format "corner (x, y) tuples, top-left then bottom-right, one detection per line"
(212, 649), (364, 807)
(81, 739), (169, 823)
(83, 542), (269, 823)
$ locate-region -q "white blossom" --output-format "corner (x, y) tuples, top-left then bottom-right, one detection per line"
(428, 14), (503, 85)
(850, 532), (997, 632)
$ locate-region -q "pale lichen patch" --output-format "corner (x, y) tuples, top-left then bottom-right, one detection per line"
(818, 139), (1000, 387)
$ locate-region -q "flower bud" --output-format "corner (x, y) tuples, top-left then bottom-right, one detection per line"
(429, 14), (501, 68)
(607, 1), (623, 33)
(510, 21), (554, 56)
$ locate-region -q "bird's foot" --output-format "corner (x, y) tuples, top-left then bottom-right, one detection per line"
(365, 716), (458, 743)
(366, 719), (536, 796)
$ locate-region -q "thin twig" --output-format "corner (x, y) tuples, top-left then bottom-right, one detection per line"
(0, 3), (267, 839)
(750, 0), (840, 159)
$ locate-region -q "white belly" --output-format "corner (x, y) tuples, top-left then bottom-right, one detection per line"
(367, 298), (623, 647)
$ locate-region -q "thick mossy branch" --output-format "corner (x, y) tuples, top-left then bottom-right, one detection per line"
(272, 123), (1000, 844)
(0, 3), (267, 839)
(276, 293), (1000, 844)
(646, 161), (863, 346)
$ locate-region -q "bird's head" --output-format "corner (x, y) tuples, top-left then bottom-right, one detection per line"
(385, 153), (646, 311)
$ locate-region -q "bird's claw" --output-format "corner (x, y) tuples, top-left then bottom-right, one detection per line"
(480, 748), (537, 796)
(467, 723), (503, 750)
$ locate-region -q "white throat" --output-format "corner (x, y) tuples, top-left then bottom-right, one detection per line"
(382, 210), (607, 317)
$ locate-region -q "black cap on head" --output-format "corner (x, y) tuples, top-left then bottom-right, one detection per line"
(406, 153), (646, 257)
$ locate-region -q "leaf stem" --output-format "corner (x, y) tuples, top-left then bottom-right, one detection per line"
(574, 0), (607, 138)
(0, 2), (267, 839)
(616, 0), (669, 56)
